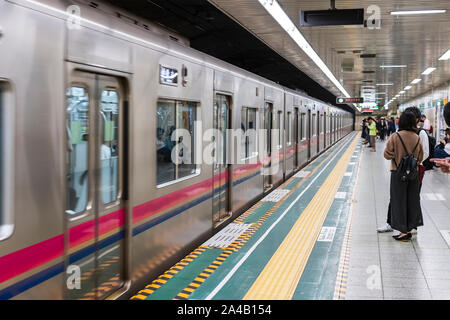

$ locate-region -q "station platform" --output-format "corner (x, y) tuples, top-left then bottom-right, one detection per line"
(130, 132), (450, 300)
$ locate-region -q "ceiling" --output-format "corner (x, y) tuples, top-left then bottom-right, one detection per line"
(208, 0), (450, 112)
(104, 0), (354, 113)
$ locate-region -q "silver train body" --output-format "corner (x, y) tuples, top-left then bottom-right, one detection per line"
(0, 0), (353, 299)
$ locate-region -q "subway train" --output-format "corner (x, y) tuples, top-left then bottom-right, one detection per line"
(0, 0), (354, 299)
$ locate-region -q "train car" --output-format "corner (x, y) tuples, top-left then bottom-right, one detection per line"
(0, 0), (353, 300)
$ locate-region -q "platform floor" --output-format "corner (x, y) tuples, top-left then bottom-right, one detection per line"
(131, 132), (450, 300)
(346, 137), (450, 300)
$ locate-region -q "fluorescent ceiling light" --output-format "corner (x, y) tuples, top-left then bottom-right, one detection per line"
(411, 78), (422, 84)
(258, 0), (350, 98)
(376, 83), (393, 86)
(399, 91), (406, 94)
(380, 65), (407, 68)
(404, 86), (412, 90)
(391, 10), (446, 15)
(422, 67), (436, 75)
(439, 49), (450, 61)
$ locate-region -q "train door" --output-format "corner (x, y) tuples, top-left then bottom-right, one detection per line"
(294, 108), (299, 168)
(324, 112), (327, 149)
(316, 111), (320, 153)
(263, 102), (273, 191)
(213, 94), (232, 227)
(307, 109), (311, 160)
(65, 70), (126, 299)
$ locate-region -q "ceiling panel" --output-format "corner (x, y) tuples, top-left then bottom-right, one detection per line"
(209, 0), (450, 111)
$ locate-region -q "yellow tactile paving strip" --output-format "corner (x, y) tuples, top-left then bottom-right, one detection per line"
(130, 247), (207, 300)
(333, 141), (362, 300)
(243, 135), (359, 300)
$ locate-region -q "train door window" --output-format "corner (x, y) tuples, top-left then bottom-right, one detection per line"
(241, 107), (258, 159)
(301, 113), (306, 140)
(0, 82), (14, 241)
(100, 89), (120, 205)
(286, 112), (292, 146)
(66, 86), (90, 214)
(157, 99), (198, 185)
(320, 114), (324, 134)
(312, 114), (316, 137)
(277, 111), (283, 147)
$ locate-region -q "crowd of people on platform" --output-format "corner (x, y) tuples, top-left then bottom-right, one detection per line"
(359, 102), (450, 242)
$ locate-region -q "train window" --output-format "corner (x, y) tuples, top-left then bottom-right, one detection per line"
(66, 86), (89, 215)
(177, 101), (197, 179)
(241, 107), (258, 159)
(0, 82), (14, 241)
(157, 99), (198, 186)
(287, 112), (292, 146)
(100, 89), (119, 205)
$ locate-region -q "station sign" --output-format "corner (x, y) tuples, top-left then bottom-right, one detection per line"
(336, 97), (364, 104)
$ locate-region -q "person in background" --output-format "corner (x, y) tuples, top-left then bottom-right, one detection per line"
(379, 118), (388, 141)
(387, 117), (395, 137)
(431, 102), (450, 173)
(361, 118), (368, 144)
(421, 114), (431, 133)
(395, 117), (399, 132)
(405, 107), (429, 192)
(368, 117), (377, 152)
(433, 128), (450, 159)
(376, 116), (382, 139)
(383, 111), (424, 241)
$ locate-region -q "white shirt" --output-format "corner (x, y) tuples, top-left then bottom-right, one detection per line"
(418, 129), (429, 164)
(101, 144), (112, 160)
(423, 119), (431, 130)
(445, 143), (450, 155)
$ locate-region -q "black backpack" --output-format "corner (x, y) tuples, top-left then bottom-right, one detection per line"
(418, 128), (436, 170)
(395, 132), (420, 182)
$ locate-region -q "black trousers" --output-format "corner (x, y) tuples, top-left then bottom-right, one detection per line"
(386, 171), (423, 233)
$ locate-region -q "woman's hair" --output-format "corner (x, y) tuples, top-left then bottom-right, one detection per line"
(444, 102), (450, 126)
(404, 106), (421, 121)
(398, 111), (418, 132)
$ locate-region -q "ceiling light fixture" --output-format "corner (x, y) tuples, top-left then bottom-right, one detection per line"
(404, 86), (412, 90)
(257, 0), (351, 98)
(380, 65), (407, 68)
(390, 10), (446, 15)
(422, 67), (436, 75)
(411, 79), (422, 84)
(376, 83), (394, 86)
(399, 91), (406, 94)
(439, 49), (450, 61)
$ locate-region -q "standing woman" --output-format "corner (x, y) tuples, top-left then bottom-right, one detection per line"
(368, 117), (377, 152)
(384, 112), (424, 241)
(379, 118), (387, 141)
(361, 118), (368, 144)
